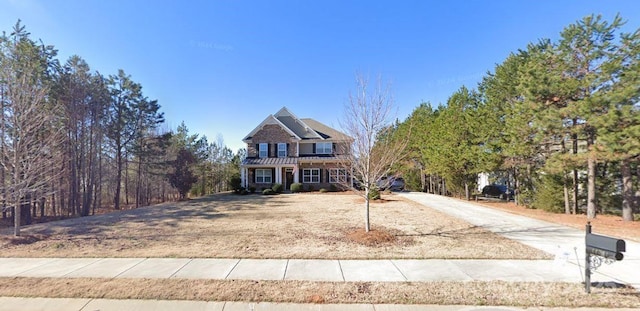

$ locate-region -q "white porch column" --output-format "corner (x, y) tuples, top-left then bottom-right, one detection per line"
(245, 168), (250, 187)
(275, 166), (282, 184)
(241, 167), (246, 188)
(293, 165), (299, 183)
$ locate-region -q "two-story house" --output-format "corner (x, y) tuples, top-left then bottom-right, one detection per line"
(240, 107), (353, 191)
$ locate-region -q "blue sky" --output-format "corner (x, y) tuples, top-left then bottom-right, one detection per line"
(1, 0), (639, 152)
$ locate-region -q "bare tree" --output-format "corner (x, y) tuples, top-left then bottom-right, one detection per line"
(0, 23), (63, 236)
(339, 74), (409, 232)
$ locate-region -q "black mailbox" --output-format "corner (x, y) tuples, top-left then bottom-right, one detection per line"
(584, 222), (626, 294)
(586, 233), (626, 261)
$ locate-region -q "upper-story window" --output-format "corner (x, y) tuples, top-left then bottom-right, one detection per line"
(316, 142), (332, 154)
(258, 143), (268, 158)
(277, 143), (287, 157)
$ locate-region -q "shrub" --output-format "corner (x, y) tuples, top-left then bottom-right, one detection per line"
(240, 189), (249, 195)
(248, 186), (256, 194)
(272, 183), (284, 193)
(229, 176), (242, 193)
(319, 188), (328, 193)
(368, 187), (380, 200)
(329, 184), (338, 192)
(290, 183), (303, 193)
(262, 188), (276, 195)
(305, 184), (315, 192)
(532, 174), (564, 213)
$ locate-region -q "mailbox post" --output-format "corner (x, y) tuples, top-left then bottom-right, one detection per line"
(584, 222), (626, 293)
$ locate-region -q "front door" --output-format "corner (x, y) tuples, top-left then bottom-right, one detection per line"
(285, 169), (294, 190)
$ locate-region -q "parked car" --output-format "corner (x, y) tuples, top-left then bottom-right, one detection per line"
(481, 184), (513, 200)
(377, 176), (405, 191)
(389, 177), (405, 191)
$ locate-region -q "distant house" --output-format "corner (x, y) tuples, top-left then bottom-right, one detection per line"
(240, 107), (353, 190)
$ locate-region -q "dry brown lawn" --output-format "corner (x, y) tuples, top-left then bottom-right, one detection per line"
(0, 277), (638, 308)
(1, 193), (549, 259)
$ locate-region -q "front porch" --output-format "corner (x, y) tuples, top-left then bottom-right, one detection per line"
(241, 156), (352, 191)
(241, 166), (299, 190)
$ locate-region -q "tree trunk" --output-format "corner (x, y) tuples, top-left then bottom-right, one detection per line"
(636, 162), (640, 214)
(125, 156), (130, 207)
(136, 157), (142, 208)
(442, 179), (446, 196)
(586, 135), (597, 219)
(464, 182), (470, 200)
(572, 126), (579, 214)
(13, 201), (20, 236)
(563, 172), (571, 214)
(514, 167), (520, 206)
(561, 139), (570, 214)
(114, 144), (122, 210)
(364, 187), (371, 232)
(621, 159), (634, 221)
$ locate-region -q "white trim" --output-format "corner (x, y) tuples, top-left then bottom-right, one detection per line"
(316, 142), (332, 154)
(255, 169), (272, 184)
(243, 114), (301, 142)
(274, 107), (321, 139)
(275, 166), (282, 184)
(328, 168), (347, 184)
(258, 143), (268, 158)
(277, 143), (287, 157)
(303, 168), (321, 183)
(241, 168), (246, 188)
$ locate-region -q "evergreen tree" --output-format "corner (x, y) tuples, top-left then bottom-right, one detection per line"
(168, 148), (198, 200)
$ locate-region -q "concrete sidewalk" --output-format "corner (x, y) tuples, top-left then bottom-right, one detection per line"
(0, 257), (581, 283)
(398, 192), (639, 289)
(0, 297), (636, 311)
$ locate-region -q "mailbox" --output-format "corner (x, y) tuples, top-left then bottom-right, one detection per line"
(586, 233), (626, 261)
(584, 222), (626, 294)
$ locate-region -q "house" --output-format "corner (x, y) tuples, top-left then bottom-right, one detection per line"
(240, 107), (353, 191)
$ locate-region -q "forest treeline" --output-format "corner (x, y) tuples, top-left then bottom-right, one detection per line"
(0, 21), (244, 235)
(391, 15), (639, 221)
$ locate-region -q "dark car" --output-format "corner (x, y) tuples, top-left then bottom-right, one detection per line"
(388, 177), (405, 191)
(482, 184), (513, 200)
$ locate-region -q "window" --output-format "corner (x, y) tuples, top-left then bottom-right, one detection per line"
(303, 168), (320, 183)
(258, 143), (268, 158)
(316, 142), (332, 154)
(277, 143), (287, 157)
(329, 168), (347, 183)
(255, 169), (272, 183)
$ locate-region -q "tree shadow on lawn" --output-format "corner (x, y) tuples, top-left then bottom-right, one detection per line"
(394, 225), (484, 239)
(394, 224), (576, 241)
(0, 193), (286, 243)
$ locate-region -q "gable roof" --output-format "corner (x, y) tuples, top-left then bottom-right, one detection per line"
(301, 118), (351, 140)
(242, 114), (301, 141)
(243, 107), (353, 142)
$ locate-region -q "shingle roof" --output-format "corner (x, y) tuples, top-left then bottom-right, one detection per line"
(276, 115), (321, 139)
(243, 107), (353, 142)
(300, 118), (351, 141)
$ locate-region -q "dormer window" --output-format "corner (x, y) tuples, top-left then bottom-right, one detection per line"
(277, 143), (287, 157)
(316, 142), (332, 154)
(258, 143), (268, 158)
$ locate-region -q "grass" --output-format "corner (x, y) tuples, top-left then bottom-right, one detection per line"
(0, 193), (549, 259)
(0, 277), (638, 308)
(0, 192), (637, 307)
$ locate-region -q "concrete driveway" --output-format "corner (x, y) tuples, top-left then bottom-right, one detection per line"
(398, 192), (639, 289)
